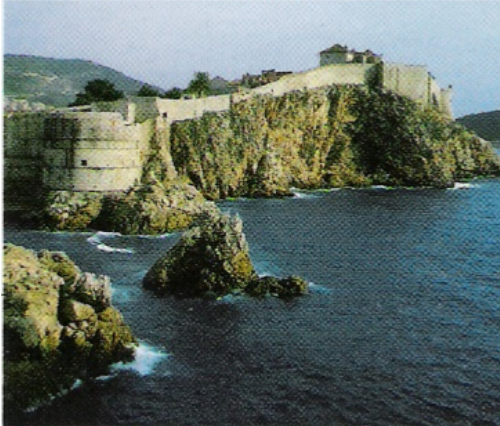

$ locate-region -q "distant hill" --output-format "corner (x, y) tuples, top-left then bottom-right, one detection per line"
(4, 54), (164, 107)
(457, 110), (500, 142)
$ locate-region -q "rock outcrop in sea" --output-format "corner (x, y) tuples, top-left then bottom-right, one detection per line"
(3, 244), (137, 411)
(143, 210), (308, 298)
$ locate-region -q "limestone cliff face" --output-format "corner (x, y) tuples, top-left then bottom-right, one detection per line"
(3, 244), (137, 411)
(170, 86), (500, 197)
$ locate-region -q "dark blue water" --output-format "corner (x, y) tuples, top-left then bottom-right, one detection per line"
(5, 179), (500, 426)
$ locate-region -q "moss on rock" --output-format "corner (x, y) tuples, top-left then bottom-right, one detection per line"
(246, 275), (309, 298)
(3, 243), (137, 412)
(42, 191), (103, 231)
(143, 210), (256, 296)
(143, 210), (309, 299)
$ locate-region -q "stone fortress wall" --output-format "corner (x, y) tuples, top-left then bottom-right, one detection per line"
(4, 55), (454, 203)
(43, 112), (153, 191)
(4, 113), (46, 208)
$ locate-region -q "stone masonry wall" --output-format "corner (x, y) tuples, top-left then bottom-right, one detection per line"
(43, 112), (153, 191)
(4, 113), (46, 209)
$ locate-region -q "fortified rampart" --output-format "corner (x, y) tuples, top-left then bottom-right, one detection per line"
(232, 64), (373, 101)
(43, 112), (153, 191)
(3, 60), (454, 209)
(4, 113), (46, 208)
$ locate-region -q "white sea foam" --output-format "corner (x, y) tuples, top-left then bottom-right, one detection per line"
(449, 182), (478, 190)
(293, 192), (318, 199)
(87, 231), (134, 254)
(111, 342), (169, 376)
(138, 232), (172, 239)
(96, 243), (134, 254)
(70, 379), (83, 390)
(308, 282), (333, 295)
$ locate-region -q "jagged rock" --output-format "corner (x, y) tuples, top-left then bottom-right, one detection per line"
(143, 210), (309, 299)
(3, 244), (137, 411)
(95, 180), (213, 235)
(4, 245), (64, 357)
(42, 191), (103, 231)
(143, 210), (256, 296)
(59, 300), (97, 324)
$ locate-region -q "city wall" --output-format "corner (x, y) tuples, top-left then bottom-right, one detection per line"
(43, 112), (153, 191)
(4, 113), (46, 208)
(233, 64), (374, 101)
(4, 61), (454, 208)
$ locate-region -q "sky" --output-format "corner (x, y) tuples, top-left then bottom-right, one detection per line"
(4, 1), (500, 117)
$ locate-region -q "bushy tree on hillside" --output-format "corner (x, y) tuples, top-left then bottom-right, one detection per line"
(162, 87), (183, 99)
(137, 84), (162, 97)
(187, 72), (211, 98)
(69, 79), (124, 106)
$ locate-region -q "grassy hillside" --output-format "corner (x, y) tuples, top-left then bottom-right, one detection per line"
(4, 54), (163, 107)
(457, 111), (500, 142)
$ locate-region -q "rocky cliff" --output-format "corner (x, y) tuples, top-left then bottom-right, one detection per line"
(13, 84), (500, 235)
(170, 86), (500, 197)
(3, 244), (137, 411)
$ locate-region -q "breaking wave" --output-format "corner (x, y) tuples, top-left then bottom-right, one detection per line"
(87, 231), (134, 254)
(449, 182), (478, 190)
(111, 342), (170, 377)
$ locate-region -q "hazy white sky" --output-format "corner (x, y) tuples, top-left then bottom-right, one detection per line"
(4, 1), (500, 117)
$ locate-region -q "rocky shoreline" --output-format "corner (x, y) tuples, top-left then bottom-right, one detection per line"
(6, 85), (500, 236)
(3, 244), (137, 412)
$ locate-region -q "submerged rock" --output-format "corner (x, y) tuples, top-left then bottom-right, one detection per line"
(143, 210), (308, 298)
(3, 244), (137, 411)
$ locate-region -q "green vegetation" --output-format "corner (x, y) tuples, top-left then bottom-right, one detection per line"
(186, 72), (211, 98)
(69, 79), (125, 106)
(170, 85), (500, 198)
(137, 83), (163, 97)
(162, 87), (183, 99)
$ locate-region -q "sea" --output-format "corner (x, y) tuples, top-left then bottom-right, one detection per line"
(5, 146), (500, 426)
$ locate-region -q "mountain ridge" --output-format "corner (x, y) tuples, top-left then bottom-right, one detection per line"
(457, 110), (500, 142)
(4, 53), (164, 107)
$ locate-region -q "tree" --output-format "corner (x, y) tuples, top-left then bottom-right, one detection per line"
(161, 87), (183, 99)
(186, 72), (211, 98)
(137, 84), (162, 97)
(69, 79), (124, 106)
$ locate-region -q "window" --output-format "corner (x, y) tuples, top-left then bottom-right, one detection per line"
(81, 160), (88, 166)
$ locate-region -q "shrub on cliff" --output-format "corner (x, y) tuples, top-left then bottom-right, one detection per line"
(348, 89), (500, 187)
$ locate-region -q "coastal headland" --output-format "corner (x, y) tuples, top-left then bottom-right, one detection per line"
(4, 48), (500, 234)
